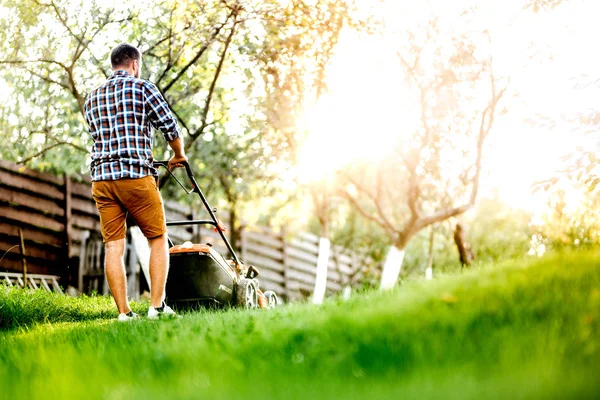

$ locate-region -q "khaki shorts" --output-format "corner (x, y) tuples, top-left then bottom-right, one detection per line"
(91, 176), (166, 243)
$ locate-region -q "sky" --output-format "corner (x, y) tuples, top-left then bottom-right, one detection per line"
(295, 0), (597, 212)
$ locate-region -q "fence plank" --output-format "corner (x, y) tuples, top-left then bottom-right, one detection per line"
(0, 204), (64, 232)
(72, 215), (99, 231)
(244, 241), (283, 263)
(287, 258), (317, 276)
(243, 231), (284, 250)
(288, 237), (319, 255)
(71, 197), (98, 216)
(0, 255), (54, 275)
(70, 181), (93, 199)
(0, 186), (64, 216)
(286, 246), (319, 266)
(0, 237), (61, 262)
(0, 170), (64, 200)
(0, 160), (63, 185)
(245, 253), (285, 275)
(255, 267), (285, 285)
(256, 279), (284, 294)
(0, 221), (63, 246)
(287, 268), (316, 286)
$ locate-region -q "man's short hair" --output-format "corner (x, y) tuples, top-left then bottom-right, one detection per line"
(110, 43), (141, 69)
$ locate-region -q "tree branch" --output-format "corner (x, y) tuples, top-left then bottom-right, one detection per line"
(341, 171), (397, 235)
(161, 9), (236, 94)
(340, 189), (396, 238)
(18, 140), (87, 165)
(188, 16), (238, 142)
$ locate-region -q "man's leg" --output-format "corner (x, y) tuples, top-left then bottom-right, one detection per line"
(148, 233), (169, 308)
(104, 238), (131, 314)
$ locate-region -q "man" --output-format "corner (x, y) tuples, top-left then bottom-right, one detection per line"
(84, 43), (186, 321)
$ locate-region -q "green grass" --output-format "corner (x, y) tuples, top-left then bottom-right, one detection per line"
(1, 252), (599, 399)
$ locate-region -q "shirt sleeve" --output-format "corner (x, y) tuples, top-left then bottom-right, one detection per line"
(143, 81), (181, 142)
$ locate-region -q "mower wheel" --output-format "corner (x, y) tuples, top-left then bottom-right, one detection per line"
(263, 291), (280, 308)
(237, 278), (258, 309)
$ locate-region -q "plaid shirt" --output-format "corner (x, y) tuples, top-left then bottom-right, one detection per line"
(84, 70), (180, 181)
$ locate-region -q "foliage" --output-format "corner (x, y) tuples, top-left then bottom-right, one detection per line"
(523, 0), (567, 13)
(1, 251), (599, 399)
(531, 184), (600, 252)
(387, 197), (534, 279)
(0, 0), (368, 227)
(340, 13), (507, 252)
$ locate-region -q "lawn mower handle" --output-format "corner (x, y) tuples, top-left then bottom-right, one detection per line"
(153, 159), (243, 268)
(153, 159), (194, 180)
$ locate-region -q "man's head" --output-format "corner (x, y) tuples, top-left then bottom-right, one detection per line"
(110, 43), (142, 78)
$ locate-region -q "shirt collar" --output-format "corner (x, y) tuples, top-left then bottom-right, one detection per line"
(110, 70), (132, 79)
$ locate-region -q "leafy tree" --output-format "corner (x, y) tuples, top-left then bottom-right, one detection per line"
(339, 16), (508, 287)
(531, 184), (600, 252)
(0, 0), (366, 244)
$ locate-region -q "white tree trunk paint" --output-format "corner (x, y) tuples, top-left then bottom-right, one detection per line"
(312, 237), (331, 305)
(130, 227), (151, 289)
(425, 267), (433, 280)
(380, 246), (405, 290)
(342, 286), (352, 300)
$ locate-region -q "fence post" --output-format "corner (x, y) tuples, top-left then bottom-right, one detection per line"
(18, 228), (28, 288)
(63, 175), (73, 286)
(281, 228), (291, 302)
(312, 237), (331, 305)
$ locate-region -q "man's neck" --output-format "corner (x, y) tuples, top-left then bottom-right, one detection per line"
(112, 68), (134, 76)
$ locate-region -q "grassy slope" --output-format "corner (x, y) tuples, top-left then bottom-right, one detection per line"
(1, 252), (599, 400)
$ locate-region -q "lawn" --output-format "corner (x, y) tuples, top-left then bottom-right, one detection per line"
(1, 251), (599, 399)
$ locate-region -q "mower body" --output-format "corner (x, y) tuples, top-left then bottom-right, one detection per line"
(166, 243), (237, 308)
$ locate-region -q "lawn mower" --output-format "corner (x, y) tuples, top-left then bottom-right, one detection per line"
(153, 160), (279, 310)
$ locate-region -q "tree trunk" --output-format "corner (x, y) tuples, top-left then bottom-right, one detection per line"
(229, 207), (240, 255)
(453, 223), (474, 267)
(380, 245), (406, 290)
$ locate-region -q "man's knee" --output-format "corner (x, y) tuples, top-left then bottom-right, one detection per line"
(105, 238), (126, 253)
(148, 233), (168, 248)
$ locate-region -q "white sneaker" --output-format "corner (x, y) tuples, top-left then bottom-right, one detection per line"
(118, 311), (139, 322)
(147, 302), (180, 319)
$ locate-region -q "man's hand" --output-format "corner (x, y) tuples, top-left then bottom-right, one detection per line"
(168, 154), (188, 170)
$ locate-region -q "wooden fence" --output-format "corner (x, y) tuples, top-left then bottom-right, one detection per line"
(0, 160), (99, 281)
(0, 160), (365, 301)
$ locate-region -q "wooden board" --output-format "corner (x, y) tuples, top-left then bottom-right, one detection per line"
(0, 160), (63, 185)
(254, 266), (285, 285)
(288, 237), (319, 255)
(0, 237), (61, 262)
(0, 204), (64, 232)
(0, 186), (64, 216)
(243, 231), (284, 250)
(285, 246), (318, 266)
(244, 241), (283, 263)
(71, 197), (98, 217)
(0, 221), (63, 246)
(0, 169), (64, 200)
(72, 214), (100, 231)
(244, 253), (285, 274)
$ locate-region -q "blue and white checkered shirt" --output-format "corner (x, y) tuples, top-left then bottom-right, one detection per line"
(84, 70), (181, 181)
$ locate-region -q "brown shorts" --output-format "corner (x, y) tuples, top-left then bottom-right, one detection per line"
(91, 176), (166, 243)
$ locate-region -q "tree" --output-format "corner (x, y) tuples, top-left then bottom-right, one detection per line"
(0, 0), (366, 244)
(340, 17), (507, 289)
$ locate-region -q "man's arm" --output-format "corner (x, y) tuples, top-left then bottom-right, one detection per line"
(143, 81), (187, 168)
(167, 136), (188, 170)
(143, 81), (182, 143)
